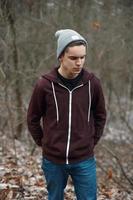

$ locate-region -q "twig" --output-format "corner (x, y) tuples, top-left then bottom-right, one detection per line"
(97, 161), (131, 193)
(101, 144), (133, 187)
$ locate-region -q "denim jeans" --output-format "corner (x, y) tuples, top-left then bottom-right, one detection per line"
(41, 157), (97, 200)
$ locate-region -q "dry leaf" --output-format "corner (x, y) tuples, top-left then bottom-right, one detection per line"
(5, 190), (14, 200)
(107, 168), (113, 180)
(91, 21), (101, 30)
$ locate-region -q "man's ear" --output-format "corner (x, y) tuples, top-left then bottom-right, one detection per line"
(59, 55), (63, 62)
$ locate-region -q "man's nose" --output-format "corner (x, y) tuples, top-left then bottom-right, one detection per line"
(76, 58), (82, 65)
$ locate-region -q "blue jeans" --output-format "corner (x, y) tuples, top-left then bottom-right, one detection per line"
(41, 157), (97, 200)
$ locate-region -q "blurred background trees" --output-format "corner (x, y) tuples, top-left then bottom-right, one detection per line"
(0, 0), (133, 197)
(0, 0), (133, 139)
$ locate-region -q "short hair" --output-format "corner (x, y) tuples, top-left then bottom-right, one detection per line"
(59, 40), (86, 58)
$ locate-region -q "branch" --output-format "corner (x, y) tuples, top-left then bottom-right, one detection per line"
(101, 144), (133, 187)
(97, 161), (132, 193)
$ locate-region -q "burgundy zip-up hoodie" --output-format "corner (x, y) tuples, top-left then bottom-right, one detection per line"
(27, 67), (106, 164)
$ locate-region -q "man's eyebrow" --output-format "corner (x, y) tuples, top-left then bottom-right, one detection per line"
(68, 55), (86, 58)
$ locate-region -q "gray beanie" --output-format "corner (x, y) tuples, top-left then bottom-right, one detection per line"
(55, 29), (87, 58)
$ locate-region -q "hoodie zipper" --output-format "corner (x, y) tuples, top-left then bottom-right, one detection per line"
(66, 91), (72, 164)
(59, 83), (83, 164)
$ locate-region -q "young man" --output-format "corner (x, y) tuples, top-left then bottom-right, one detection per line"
(27, 29), (106, 200)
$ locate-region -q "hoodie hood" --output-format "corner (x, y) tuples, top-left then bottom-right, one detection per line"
(42, 67), (95, 84)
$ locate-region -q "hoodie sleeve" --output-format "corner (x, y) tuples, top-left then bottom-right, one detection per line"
(92, 77), (106, 145)
(27, 78), (46, 146)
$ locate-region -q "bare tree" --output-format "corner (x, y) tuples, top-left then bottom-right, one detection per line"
(0, 0), (23, 138)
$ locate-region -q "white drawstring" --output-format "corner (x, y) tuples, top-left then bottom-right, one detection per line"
(88, 80), (91, 122)
(51, 82), (59, 122)
(52, 81), (91, 123)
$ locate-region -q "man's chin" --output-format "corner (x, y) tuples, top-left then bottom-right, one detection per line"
(73, 69), (81, 74)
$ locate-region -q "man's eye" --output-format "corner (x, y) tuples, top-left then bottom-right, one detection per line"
(69, 57), (84, 60)
(69, 57), (77, 60)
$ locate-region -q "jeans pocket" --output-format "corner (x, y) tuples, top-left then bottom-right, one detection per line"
(42, 158), (55, 171)
(42, 158), (49, 170)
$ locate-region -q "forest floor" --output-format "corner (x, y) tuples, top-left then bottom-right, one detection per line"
(0, 136), (133, 200)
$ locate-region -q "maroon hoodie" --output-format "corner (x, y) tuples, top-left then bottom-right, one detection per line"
(27, 67), (106, 164)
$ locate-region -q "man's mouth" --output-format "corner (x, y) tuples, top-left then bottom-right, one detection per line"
(74, 68), (81, 71)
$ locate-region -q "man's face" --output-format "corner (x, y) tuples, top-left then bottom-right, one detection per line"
(59, 45), (86, 79)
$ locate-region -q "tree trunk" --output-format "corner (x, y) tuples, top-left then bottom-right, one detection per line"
(1, 0), (23, 138)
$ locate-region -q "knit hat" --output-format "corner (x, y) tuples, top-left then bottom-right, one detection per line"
(55, 29), (87, 58)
